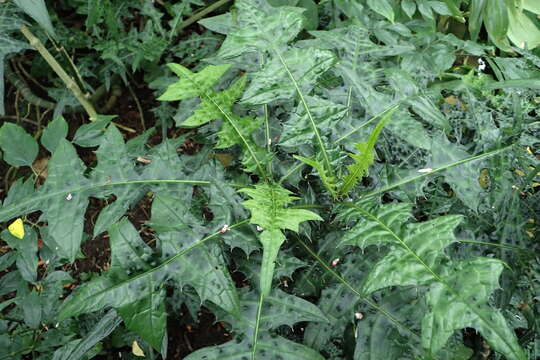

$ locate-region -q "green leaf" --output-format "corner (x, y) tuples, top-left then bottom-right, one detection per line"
(468, 0), (487, 41)
(294, 155), (338, 199)
(484, 0), (511, 49)
(216, 0), (306, 58)
(41, 140), (89, 262)
(158, 64), (230, 101)
(422, 258), (526, 360)
(507, 6), (540, 49)
(366, 0), (395, 23)
(72, 115), (115, 147)
(339, 107), (395, 197)
(0, 122), (38, 167)
(182, 75), (247, 128)
(241, 47), (335, 106)
(298, 0), (318, 30)
(279, 96), (347, 148)
(1, 226), (38, 283)
(41, 116), (69, 154)
(431, 135), (485, 211)
(91, 125), (144, 237)
(13, 0), (57, 39)
(240, 183), (322, 295)
(186, 333), (324, 359)
(343, 203), (526, 360)
(402, 0), (417, 18)
(53, 309), (121, 360)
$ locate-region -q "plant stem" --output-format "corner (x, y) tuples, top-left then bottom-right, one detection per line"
(20, 25), (98, 119)
(177, 0), (233, 32)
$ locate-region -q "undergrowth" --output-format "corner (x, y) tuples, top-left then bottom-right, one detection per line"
(0, 0), (539, 359)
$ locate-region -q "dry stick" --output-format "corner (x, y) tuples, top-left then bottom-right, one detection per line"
(19, 25), (136, 134)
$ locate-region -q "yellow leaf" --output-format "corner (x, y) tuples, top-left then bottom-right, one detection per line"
(8, 218), (25, 239)
(132, 341), (145, 357)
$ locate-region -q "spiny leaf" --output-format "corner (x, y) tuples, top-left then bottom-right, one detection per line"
(158, 63), (230, 101)
(240, 183), (322, 296)
(294, 155), (338, 199)
(216, 0), (306, 58)
(342, 203), (526, 359)
(339, 107), (395, 197)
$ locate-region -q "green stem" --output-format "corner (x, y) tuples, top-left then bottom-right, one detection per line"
(177, 0), (233, 32)
(296, 237), (421, 341)
(20, 25), (97, 119)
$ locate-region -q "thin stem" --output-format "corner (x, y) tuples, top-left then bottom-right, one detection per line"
(20, 25), (97, 119)
(296, 237), (421, 341)
(177, 0), (233, 32)
(459, 240), (528, 252)
(361, 144), (514, 199)
(251, 293), (264, 360)
(336, 103), (399, 143)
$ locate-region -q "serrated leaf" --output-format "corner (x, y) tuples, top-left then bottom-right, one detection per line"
(339, 107), (395, 197)
(72, 115), (115, 147)
(0, 122), (39, 166)
(216, 0), (306, 58)
(182, 75), (247, 128)
(344, 203), (526, 359)
(241, 47), (335, 106)
(13, 0), (57, 39)
(158, 64), (230, 101)
(240, 183), (322, 296)
(279, 96), (347, 148)
(422, 258), (526, 359)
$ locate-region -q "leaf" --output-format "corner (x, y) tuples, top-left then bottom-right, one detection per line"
(53, 309), (122, 360)
(158, 64), (230, 101)
(468, 0), (487, 41)
(339, 108), (395, 197)
(279, 96), (347, 148)
(182, 75), (247, 128)
(343, 202), (526, 360)
(367, 0), (395, 23)
(41, 116), (68, 153)
(483, 0), (510, 49)
(240, 183), (322, 295)
(91, 125), (145, 237)
(430, 135), (485, 211)
(422, 258), (527, 360)
(1, 226), (38, 282)
(507, 6), (540, 49)
(402, 0), (417, 18)
(72, 115), (115, 147)
(294, 155), (338, 198)
(0, 122), (39, 167)
(8, 218), (24, 239)
(216, 0), (306, 58)
(41, 139), (89, 262)
(13, 0), (57, 39)
(241, 47), (335, 106)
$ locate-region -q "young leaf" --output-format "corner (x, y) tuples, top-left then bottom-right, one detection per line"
(240, 183), (322, 296)
(339, 107), (395, 197)
(158, 64), (230, 101)
(41, 116), (69, 154)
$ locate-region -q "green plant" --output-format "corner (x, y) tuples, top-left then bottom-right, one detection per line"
(0, 0), (539, 359)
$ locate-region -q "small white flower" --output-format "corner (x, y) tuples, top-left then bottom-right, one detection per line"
(219, 224), (230, 234)
(478, 58), (486, 72)
(66, 193), (73, 200)
(256, 225), (264, 231)
(331, 258), (340, 267)
(355, 312), (363, 320)
(417, 168), (433, 173)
